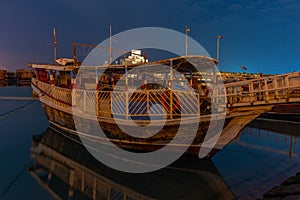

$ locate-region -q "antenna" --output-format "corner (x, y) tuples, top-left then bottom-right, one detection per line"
(216, 35), (223, 63)
(53, 27), (57, 64)
(185, 26), (190, 56)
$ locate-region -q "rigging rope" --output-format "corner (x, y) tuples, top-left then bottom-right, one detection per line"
(28, 42), (52, 64)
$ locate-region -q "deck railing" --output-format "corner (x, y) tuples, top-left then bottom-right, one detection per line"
(110, 89), (202, 119)
(33, 78), (72, 106)
(72, 89), (211, 119)
(220, 72), (300, 107)
(32, 71), (300, 120)
(32, 78), (216, 119)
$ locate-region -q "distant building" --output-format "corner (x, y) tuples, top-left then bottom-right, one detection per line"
(120, 50), (148, 65)
(0, 66), (7, 86)
(16, 69), (33, 86)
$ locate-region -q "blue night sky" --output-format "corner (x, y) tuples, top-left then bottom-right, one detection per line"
(0, 0), (300, 74)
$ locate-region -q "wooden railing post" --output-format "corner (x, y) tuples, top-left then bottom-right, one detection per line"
(125, 65), (129, 120)
(264, 78), (269, 102)
(239, 85), (242, 103)
(274, 77), (278, 100)
(170, 60), (173, 119)
(84, 90), (87, 112)
(249, 82), (254, 104)
(125, 92), (129, 120)
(146, 91), (149, 115)
(95, 90), (99, 116)
(285, 75), (290, 101)
(226, 87), (231, 106)
(281, 77), (285, 99)
(230, 87), (233, 106)
(170, 91), (173, 119)
(197, 93), (200, 115)
(258, 81), (262, 101)
(234, 86), (237, 104)
(72, 89), (76, 107)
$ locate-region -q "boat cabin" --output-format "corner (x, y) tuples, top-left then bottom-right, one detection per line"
(30, 53), (220, 99)
(30, 59), (79, 89)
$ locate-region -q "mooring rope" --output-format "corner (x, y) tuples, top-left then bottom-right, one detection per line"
(0, 100), (35, 122)
(0, 100), (38, 198)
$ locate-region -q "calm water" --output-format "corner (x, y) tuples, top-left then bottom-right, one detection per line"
(213, 121), (300, 199)
(0, 86), (51, 199)
(0, 86), (300, 199)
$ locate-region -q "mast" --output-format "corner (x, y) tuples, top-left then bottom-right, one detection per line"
(109, 25), (112, 64)
(53, 27), (57, 64)
(73, 42), (77, 66)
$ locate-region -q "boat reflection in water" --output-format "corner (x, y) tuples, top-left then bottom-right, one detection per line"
(213, 115), (300, 199)
(29, 125), (234, 200)
(248, 117), (300, 160)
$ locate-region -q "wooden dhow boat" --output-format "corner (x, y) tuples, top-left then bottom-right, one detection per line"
(30, 48), (228, 155)
(29, 28), (228, 156)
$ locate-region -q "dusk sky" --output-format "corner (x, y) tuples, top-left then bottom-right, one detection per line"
(0, 0), (300, 74)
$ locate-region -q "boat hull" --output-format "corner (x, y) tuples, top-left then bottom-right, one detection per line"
(32, 80), (229, 156)
(40, 100), (228, 156)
